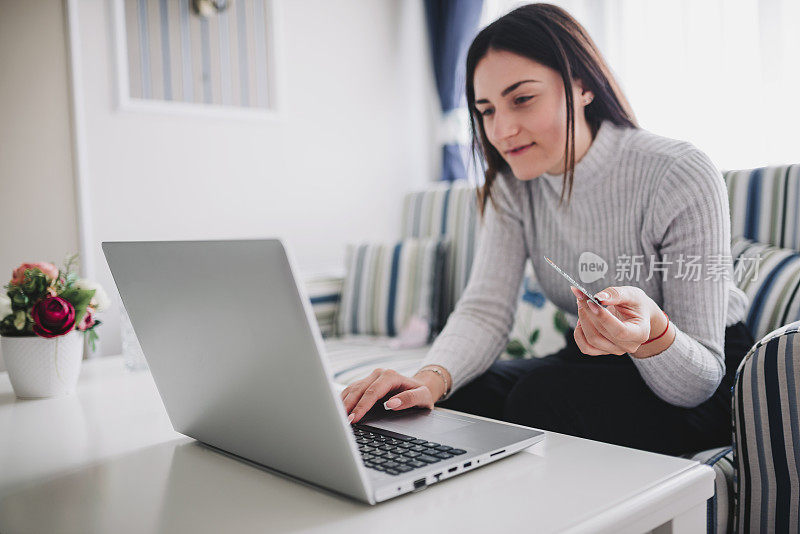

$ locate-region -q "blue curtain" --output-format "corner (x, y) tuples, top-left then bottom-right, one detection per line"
(424, 0), (484, 182)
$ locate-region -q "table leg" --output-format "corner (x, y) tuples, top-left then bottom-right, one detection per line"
(650, 502), (706, 534)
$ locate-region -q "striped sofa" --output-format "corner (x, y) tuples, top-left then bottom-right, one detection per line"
(306, 163), (800, 534)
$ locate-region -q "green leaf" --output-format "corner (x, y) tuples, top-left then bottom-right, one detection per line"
(529, 328), (540, 345)
(65, 271), (79, 288)
(0, 312), (32, 336)
(10, 290), (28, 310)
(14, 310), (26, 330)
(553, 310), (570, 334)
(86, 328), (99, 352)
(60, 288), (95, 326)
(21, 269), (50, 299)
(506, 339), (527, 358)
(61, 254), (79, 277)
(0, 315), (16, 336)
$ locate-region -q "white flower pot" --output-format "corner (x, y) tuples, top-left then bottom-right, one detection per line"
(1, 331), (83, 398)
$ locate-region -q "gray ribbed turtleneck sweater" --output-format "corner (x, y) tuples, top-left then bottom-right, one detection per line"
(420, 120), (749, 408)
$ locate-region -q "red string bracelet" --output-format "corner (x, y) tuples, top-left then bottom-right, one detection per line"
(642, 312), (670, 345)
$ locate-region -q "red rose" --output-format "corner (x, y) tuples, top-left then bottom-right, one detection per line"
(31, 297), (76, 338)
(77, 307), (95, 331)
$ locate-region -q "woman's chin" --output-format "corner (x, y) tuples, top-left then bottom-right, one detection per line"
(510, 168), (545, 181)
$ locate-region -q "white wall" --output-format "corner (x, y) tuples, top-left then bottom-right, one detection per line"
(0, 0), (80, 371)
(71, 0), (439, 356)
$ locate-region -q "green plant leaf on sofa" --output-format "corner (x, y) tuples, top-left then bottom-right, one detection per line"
(506, 339), (527, 359)
(554, 310), (570, 334)
(529, 328), (540, 345)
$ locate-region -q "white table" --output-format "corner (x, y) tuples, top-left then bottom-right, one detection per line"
(0, 357), (714, 534)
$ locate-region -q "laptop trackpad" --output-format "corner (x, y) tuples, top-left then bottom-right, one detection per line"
(365, 409), (475, 436)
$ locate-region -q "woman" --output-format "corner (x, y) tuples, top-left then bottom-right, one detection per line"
(340, 3), (753, 456)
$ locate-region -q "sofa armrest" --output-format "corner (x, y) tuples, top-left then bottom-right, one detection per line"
(683, 446), (735, 534)
(300, 271), (345, 339)
(732, 320), (800, 533)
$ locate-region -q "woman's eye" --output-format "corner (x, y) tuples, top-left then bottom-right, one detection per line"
(479, 108), (494, 117)
(515, 96), (533, 105)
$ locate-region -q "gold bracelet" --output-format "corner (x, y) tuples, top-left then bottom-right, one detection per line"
(418, 366), (450, 400)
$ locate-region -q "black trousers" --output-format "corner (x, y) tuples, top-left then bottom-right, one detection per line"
(438, 321), (755, 456)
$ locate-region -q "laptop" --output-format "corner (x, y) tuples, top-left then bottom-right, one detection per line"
(102, 239), (544, 504)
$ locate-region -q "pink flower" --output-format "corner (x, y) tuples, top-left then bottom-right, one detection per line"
(77, 307), (96, 331)
(10, 262), (59, 285)
(31, 296), (76, 338)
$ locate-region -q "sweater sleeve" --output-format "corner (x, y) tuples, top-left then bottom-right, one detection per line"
(418, 174), (528, 401)
(632, 147), (733, 408)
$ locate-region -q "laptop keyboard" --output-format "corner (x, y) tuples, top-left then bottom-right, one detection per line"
(352, 423), (466, 476)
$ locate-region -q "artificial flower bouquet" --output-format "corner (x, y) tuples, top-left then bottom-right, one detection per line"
(0, 256), (108, 350)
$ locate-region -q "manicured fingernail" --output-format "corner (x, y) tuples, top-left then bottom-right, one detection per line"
(588, 300), (600, 314)
(595, 292), (609, 301)
(384, 398), (401, 409)
(347, 413), (354, 423)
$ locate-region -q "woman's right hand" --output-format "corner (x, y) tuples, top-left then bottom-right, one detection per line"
(340, 368), (442, 424)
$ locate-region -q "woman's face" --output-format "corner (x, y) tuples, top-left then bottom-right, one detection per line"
(473, 49), (591, 180)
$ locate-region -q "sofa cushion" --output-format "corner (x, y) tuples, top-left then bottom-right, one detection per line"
(336, 238), (450, 338)
(324, 336), (429, 386)
(401, 183), (481, 321)
(502, 261), (569, 360)
(724, 164), (800, 251)
(732, 235), (800, 340)
(302, 273), (344, 339)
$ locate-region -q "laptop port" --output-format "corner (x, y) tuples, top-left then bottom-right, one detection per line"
(463, 461), (472, 468)
(448, 467), (457, 473)
(490, 449), (506, 457)
(413, 478), (426, 489)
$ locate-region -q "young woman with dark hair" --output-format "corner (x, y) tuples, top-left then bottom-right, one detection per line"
(340, 3), (753, 455)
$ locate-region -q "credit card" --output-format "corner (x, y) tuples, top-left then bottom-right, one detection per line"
(543, 256), (607, 308)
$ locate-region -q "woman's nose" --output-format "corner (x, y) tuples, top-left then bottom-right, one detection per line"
(490, 110), (519, 141)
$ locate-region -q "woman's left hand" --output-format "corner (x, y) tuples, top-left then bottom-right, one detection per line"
(571, 285), (660, 356)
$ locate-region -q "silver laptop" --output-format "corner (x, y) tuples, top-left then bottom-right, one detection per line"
(102, 239), (544, 504)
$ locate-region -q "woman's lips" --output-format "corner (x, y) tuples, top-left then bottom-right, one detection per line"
(508, 142), (535, 156)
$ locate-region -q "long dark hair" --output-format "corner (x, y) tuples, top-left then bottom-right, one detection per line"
(466, 3), (638, 217)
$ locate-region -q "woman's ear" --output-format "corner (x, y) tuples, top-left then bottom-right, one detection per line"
(572, 79), (593, 106)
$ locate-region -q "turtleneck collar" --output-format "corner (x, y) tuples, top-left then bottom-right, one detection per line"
(537, 120), (633, 196)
